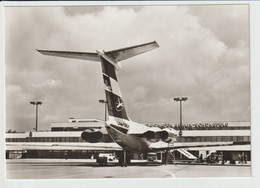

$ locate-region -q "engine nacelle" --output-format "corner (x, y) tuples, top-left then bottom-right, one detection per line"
(143, 131), (159, 142)
(162, 128), (178, 143)
(157, 130), (169, 140)
(143, 130), (169, 142)
(81, 129), (113, 143)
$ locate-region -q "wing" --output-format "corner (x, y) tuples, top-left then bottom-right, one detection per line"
(149, 141), (234, 151)
(6, 142), (122, 151)
(105, 41), (159, 62)
(36, 49), (100, 62)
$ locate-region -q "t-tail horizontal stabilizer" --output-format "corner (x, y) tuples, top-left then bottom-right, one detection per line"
(37, 41), (160, 122)
(36, 49), (100, 62)
(105, 41), (159, 62)
(36, 41), (159, 65)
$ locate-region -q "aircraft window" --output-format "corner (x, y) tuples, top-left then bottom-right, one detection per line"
(186, 137), (191, 142)
(73, 138), (78, 142)
(52, 127), (64, 131)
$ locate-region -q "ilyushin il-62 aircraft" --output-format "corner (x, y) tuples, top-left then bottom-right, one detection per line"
(36, 41), (232, 167)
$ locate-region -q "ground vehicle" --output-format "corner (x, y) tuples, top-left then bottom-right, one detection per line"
(147, 153), (157, 161)
(96, 153), (115, 165)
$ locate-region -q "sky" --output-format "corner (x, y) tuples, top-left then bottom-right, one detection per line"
(5, 5), (250, 132)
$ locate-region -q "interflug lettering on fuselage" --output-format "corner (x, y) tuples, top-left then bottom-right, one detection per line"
(117, 121), (129, 128)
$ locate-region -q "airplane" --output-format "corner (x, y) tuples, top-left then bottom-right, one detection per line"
(36, 41), (233, 167)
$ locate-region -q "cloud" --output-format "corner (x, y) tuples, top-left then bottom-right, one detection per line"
(5, 5), (250, 132)
(31, 79), (63, 88)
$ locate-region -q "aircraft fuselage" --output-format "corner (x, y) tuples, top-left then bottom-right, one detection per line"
(105, 123), (150, 153)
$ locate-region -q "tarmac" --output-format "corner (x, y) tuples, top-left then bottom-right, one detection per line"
(5, 159), (251, 179)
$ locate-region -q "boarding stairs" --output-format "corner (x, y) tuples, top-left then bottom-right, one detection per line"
(177, 148), (197, 160)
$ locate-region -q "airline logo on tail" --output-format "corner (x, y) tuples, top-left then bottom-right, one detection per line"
(115, 98), (124, 111)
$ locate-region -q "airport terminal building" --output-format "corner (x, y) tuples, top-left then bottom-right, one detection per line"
(5, 118), (251, 163)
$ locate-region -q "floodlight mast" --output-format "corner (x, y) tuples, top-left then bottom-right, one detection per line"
(173, 97), (188, 142)
(30, 100), (42, 132)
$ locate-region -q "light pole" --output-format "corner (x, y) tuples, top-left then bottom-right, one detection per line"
(99, 99), (107, 122)
(30, 100), (42, 132)
(173, 97), (188, 142)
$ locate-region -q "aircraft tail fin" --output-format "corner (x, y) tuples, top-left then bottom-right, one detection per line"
(100, 41), (159, 122)
(100, 55), (129, 121)
(37, 41), (159, 122)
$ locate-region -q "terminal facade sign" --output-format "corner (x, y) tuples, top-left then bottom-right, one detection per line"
(175, 122), (229, 128)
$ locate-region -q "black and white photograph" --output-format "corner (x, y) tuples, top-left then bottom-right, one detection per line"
(2, 1), (257, 185)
